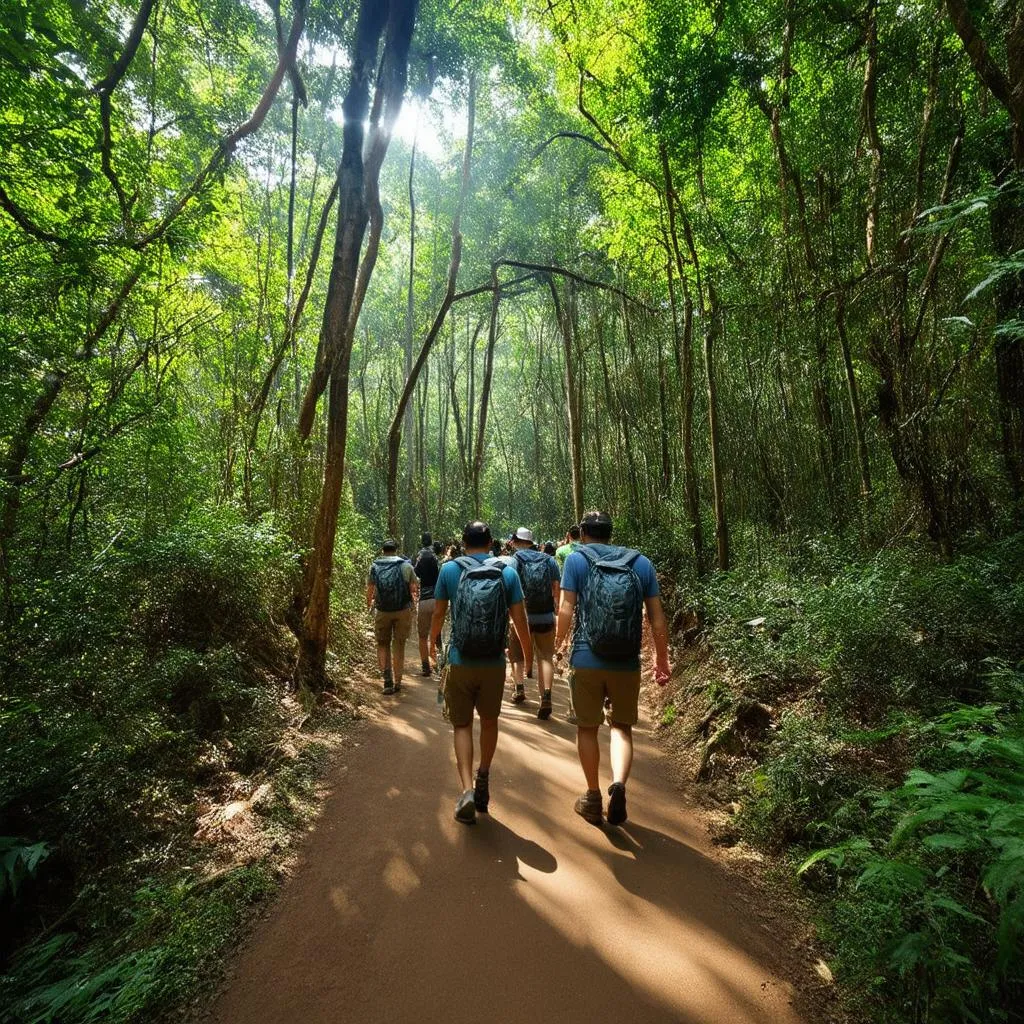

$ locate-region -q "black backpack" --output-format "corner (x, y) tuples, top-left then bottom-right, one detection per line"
(576, 546), (644, 659)
(451, 556), (509, 658)
(514, 548), (555, 615)
(373, 556), (411, 612)
(414, 547), (440, 588)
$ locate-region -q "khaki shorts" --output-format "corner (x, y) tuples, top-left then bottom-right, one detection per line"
(569, 667), (641, 727)
(508, 623), (555, 664)
(416, 599), (435, 639)
(442, 663), (506, 727)
(374, 608), (412, 648)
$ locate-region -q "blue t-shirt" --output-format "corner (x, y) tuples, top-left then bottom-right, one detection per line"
(435, 553), (524, 666)
(560, 544), (660, 670)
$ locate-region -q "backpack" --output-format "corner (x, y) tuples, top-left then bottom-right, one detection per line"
(372, 556), (411, 612)
(576, 546), (644, 660)
(514, 548), (555, 616)
(415, 548), (439, 588)
(451, 556), (509, 658)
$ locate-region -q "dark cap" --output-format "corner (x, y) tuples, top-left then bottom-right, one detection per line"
(579, 510), (613, 538)
(462, 520), (492, 545)
(381, 537), (399, 551)
(421, 532), (432, 547)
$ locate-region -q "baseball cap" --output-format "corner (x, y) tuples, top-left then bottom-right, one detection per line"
(381, 537), (398, 551)
(462, 520), (492, 545)
(513, 527), (534, 543)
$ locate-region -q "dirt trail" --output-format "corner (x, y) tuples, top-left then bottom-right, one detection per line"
(212, 649), (817, 1023)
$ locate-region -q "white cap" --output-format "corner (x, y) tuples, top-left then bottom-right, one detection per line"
(513, 527), (534, 542)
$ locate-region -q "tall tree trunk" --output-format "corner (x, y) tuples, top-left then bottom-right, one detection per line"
(835, 293), (872, 495)
(386, 73), (474, 536)
(296, 0), (417, 689)
(706, 282), (730, 570)
(549, 277), (584, 520)
(472, 264), (501, 516)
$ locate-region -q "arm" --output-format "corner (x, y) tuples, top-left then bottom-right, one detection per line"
(365, 582), (375, 612)
(555, 588), (576, 654)
(645, 595), (671, 684)
(509, 601), (531, 658)
(430, 598), (449, 649)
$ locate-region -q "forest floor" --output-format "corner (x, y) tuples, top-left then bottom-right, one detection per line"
(205, 640), (842, 1024)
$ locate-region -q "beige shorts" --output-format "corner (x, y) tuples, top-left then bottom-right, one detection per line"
(442, 663), (506, 727)
(416, 599), (435, 639)
(374, 608), (412, 648)
(569, 667), (641, 727)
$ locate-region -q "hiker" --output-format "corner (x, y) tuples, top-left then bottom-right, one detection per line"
(486, 535), (533, 705)
(430, 521), (531, 825)
(506, 527), (560, 718)
(555, 510), (671, 826)
(555, 523), (582, 570)
(366, 538), (418, 695)
(413, 532), (440, 676)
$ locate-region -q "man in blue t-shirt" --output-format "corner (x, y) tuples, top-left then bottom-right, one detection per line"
(430, 521), (530, 825)
(555, 510), (671, 827)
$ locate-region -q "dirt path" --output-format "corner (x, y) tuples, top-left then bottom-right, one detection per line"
(212, 649), (816, 1023)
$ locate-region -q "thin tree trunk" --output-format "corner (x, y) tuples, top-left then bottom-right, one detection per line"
(706, 282), (729, 570)
(835, 294), (872, 495)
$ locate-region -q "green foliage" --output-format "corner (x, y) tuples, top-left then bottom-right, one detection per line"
(1, 865), (277, 1024)
(0, 839), (50, 902)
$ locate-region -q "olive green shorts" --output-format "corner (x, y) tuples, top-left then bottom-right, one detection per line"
(442, 663), (506, 727)
(374, 608), (412, 648)
(569, 667), (641, 727)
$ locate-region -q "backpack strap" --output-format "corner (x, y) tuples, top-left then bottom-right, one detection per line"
(454, 556), (478, 574)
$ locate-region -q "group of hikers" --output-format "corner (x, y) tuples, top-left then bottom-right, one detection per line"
(365, 511), (672, 828)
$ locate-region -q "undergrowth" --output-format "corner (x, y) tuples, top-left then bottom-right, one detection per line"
(686, 533), (1024, 1023)
(0, 503), (370, 1023)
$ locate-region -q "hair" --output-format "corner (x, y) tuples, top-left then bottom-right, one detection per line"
(568, 524), (581, 540)
(543, 541), (556, 555)
(462, 520), (492, 546)
(381, 541), (398, 552)
(490, 539), (502, 556)
(432, 542), (443, 556)
(421, 532), (432, 548)
(579, 510), (613, 541)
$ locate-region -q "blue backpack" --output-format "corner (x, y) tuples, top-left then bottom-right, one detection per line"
(577, 546), (644, 660)
(372, 556), (411, 612)
(514, 549), (555, 615)
(451, 556), (509, 658)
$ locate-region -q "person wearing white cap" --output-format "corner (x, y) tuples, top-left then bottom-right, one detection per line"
(507, 527), (560, 718)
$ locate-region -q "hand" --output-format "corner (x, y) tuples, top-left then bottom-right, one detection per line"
(653, 656), (671, 687)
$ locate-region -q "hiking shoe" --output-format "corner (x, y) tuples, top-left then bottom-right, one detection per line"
(511, 684), (526, 705)
(382, 677), (396, 695)
(537, 690), (553, 720)
(607, 782), (627, 826)
(566, 710), (578, 725)
(473, 770), (490, 814)
(526, 668), (533, 679)
(421, 660), (431, 677)
(574, 790), (603, 825)
(455, 789), (477, 825)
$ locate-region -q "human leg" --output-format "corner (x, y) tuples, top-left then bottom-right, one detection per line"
(576, 725), (601, 790)
(391, 609), (412, 686)
(374, 613), (396, 692)
(609, 723), (634, 783)
(507, 628), (526, 702)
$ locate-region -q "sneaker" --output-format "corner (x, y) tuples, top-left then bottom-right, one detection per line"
(473, 770), (490, 814)
(574, 790), (603, 825)
(566, 710), (578, 725)
(537, 690), (553, 720)
(511, 684), (526, 705)
(393, 679), (402, 694)
(607, 782), (627, 825)
(455, 789), (476, 825)
(382, 682), (396, 695)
